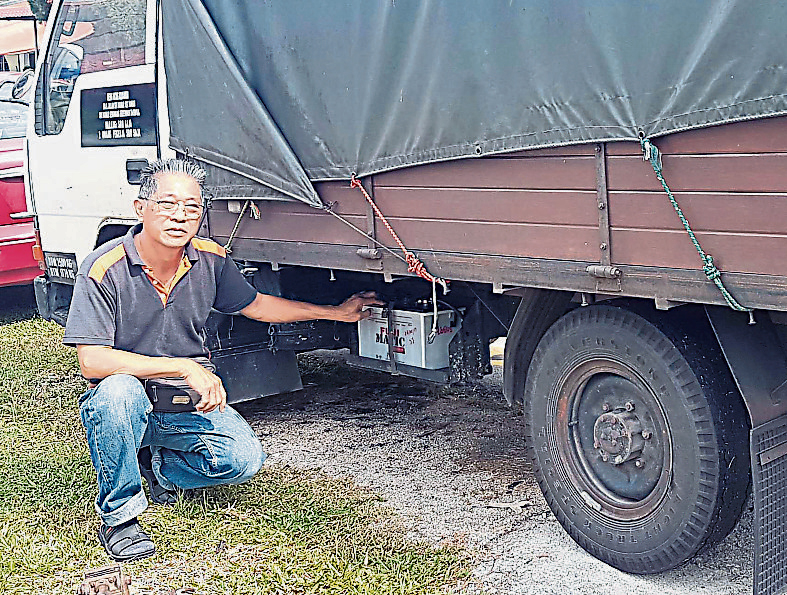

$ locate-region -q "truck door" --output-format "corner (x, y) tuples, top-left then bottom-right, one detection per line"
(26, 0), (159, 279)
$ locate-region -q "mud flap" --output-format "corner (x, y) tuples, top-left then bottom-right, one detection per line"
(706, 306), (787, 595)
(214, 346), (302, 403)
(204, 311), (303, 403)
(751, 415), (787, 595)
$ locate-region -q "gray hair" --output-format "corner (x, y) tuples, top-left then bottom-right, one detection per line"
(138, 158), (207, 201)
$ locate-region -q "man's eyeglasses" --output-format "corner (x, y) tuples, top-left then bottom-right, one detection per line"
(143, 198), (204, 220)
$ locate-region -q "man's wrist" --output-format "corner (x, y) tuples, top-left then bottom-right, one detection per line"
(168, 356), (191, 378)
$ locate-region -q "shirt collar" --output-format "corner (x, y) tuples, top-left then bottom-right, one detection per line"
(123, 223), (200, 266)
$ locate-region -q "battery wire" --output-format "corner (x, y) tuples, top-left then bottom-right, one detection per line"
(428, 278), (438, 343)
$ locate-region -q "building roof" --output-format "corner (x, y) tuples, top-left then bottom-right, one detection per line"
(0, 1), (35, 20)
(0, 20), (42, 56)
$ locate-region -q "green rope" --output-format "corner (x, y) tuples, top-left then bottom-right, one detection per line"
(640, 138), (754, 321)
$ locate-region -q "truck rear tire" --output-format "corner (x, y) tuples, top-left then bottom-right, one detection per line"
(523, 304), (749, 573)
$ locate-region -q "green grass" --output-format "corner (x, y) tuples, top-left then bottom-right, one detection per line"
(0, 305), (469, 594)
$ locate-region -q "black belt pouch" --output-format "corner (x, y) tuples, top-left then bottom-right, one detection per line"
(144, 381), (201, 413)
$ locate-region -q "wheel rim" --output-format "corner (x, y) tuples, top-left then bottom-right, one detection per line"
(553, 357), (672, 521)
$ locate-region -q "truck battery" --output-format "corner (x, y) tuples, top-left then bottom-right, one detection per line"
(357, 307), (460, 370)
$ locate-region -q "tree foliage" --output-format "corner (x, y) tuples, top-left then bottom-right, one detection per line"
(27, 0), (51, 22)
(103, 0), (146, 46)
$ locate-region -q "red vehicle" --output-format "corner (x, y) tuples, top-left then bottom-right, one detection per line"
(0, 71), (40, 288)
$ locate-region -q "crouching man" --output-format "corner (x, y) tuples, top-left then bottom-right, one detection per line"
(64, 158), (381, 561)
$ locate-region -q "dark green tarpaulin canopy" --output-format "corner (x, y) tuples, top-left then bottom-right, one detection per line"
(162, 0), (787, 207)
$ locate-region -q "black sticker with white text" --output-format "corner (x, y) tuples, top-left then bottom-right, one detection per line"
(80, 83), (157, 147)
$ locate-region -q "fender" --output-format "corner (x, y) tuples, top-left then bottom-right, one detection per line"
(503, 288), (573, 405)
(705, 306), (787, 427)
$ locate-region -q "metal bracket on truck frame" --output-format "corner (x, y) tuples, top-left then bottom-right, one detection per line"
(706, 305), (787, 595)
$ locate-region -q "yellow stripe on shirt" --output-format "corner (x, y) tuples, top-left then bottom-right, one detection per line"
(88, 244), (127, 283)
(191, 237), (226, 258)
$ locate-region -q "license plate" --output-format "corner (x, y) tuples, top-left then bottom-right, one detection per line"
(44, 251), (78, 284)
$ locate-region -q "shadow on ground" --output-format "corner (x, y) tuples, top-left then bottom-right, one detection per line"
(0, 284), (36, 324)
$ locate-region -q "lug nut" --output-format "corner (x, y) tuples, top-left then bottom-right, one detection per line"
(642, 430), (652, 440)
(610, 439), (618, 447)
(625, 401), (635, 412)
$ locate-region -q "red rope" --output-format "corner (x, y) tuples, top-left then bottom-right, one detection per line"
(350, 175), (448, 290)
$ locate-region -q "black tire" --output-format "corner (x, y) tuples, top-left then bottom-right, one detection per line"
(523, 304), (750, 574)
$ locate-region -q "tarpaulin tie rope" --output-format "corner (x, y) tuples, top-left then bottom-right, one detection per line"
(350, 174), (449, 294)
(640, 138), (754, 324)
(321, 205), (410, 265)
(224, 199), (261, 254)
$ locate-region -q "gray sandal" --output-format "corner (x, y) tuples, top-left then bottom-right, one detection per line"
(138, 447), (179, 505)
(97, 519), (155, 562)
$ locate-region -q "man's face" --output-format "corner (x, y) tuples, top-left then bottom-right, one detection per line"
(134, 172), (203, 250)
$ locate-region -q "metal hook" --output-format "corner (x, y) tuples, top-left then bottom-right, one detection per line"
(642, 139), (652, 162)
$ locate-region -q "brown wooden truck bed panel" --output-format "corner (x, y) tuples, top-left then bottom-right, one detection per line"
(373, 153), (597, 189)
(612, 230), (787, 276)
(608, 153), (787, 192)
(210, 115), (787, 310)
(610, 193), (786, 234)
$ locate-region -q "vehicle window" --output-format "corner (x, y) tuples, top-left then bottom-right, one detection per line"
(0, 101), (27, 140)
(37, 0), (147, 135)
(0, 81), (12, 101)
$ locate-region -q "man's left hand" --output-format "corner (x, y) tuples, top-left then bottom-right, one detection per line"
(333, 291), (384, 322)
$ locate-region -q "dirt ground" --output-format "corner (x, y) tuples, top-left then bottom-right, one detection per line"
(237, 350), (754, 595)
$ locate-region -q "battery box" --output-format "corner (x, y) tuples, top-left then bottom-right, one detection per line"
(357, 307), (460, 370)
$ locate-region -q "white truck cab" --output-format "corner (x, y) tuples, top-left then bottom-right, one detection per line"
(26, 0), (169, 316)
(26, 0), (301, 400)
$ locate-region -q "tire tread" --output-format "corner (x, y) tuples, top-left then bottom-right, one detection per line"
(523, 304), (750, 574)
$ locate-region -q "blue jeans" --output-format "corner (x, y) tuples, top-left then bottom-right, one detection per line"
(79, 374), (266, 527)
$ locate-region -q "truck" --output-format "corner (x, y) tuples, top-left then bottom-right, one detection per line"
(0, 71), (40, 289)
(24, 1), (787, 593)
(0, 11), (42, 290)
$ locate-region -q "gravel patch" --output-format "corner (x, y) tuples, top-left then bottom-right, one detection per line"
(237, 352), (753, 595)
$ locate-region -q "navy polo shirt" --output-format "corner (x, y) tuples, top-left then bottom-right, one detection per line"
(64, 224), (258, 364)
